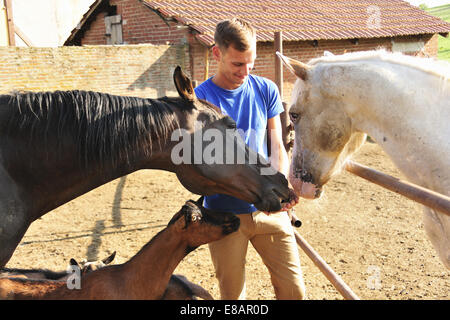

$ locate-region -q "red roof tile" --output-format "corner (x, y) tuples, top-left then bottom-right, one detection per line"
(143, 0), (450, 45)
(65, 0), (450, 46)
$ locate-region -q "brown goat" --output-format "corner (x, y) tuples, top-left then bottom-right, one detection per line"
(0, 200), (239, 299)
(1, 253), (212, 299)
(162, 274), (214, 300)
(0, 252), (116, 281)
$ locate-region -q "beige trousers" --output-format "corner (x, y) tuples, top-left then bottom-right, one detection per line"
(208, 211), (305, 300)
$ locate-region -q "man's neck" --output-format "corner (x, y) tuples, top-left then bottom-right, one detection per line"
(212, 74), (243, 90)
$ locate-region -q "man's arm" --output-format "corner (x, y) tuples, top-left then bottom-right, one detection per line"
(267, 115), (298, 211)
(267, 115), (289, 177)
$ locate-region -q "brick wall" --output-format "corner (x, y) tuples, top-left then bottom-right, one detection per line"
(0, 44), (189, 98)
(81, 0), (188, 46)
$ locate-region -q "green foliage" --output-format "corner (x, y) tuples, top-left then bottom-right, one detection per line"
(425, 4), (450, 62)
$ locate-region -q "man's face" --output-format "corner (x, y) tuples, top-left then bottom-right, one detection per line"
(214, 40), (257, 90)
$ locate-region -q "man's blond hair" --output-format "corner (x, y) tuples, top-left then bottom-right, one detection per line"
(214, 18), (256, 51)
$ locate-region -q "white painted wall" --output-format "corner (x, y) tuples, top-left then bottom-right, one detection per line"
(12, 0), (95, 47)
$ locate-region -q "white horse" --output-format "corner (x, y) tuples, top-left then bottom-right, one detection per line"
(277, 50), (450, 269)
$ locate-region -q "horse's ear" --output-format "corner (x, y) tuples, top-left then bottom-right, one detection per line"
(276, 52), (310, 81)
(173, 66), (196, 102)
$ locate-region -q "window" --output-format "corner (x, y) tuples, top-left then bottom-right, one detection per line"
(391, 39), (425, 54)
(105, 15), (122, 45)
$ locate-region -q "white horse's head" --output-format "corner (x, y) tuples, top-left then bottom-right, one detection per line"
(277, 52), (366, 199)
(278, 51), (450, 269)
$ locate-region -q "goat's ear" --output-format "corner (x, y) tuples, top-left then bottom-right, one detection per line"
(103, 251), (116, 265)
(195, 196), (204, 206)
(70, 258), (80, 268)
(168, 209), (184, 226)
(174, 66), (196, 102)
(276, 52), (311, 81)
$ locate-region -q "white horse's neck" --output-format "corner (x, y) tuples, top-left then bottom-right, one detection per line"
(323, 58), (450, 194)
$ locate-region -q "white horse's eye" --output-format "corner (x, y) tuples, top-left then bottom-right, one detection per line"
(290, 112), (300, 122)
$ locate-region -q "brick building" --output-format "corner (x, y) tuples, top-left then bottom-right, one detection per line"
(64, 0), (450, 101)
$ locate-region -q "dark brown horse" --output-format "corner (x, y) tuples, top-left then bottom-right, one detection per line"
(0, 67), (289, 267)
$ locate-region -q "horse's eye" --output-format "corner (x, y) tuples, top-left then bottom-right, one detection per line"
(290, 112), (300, 123)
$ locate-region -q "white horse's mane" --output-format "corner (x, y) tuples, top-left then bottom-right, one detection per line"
(309, 50), (450, 81)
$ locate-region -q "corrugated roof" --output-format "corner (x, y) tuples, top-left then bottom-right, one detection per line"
(65, 0), (450, 46)
(143, 0), (450, 46)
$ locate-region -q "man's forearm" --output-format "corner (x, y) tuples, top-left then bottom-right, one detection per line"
(270, 144), (289, 178)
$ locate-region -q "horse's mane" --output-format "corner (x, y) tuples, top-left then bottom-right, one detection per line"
(4, 90), (185, 168)
(309, 50), (450, 81)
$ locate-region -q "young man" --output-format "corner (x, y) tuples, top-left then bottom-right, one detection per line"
(194, 18), (305, 300)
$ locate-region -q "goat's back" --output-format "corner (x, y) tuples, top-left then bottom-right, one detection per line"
(0, 277), (66, 300)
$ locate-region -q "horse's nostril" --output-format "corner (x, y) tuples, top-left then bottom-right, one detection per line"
(315, 188), (322, 198)
(273, 187), (289, 202)
(303, 172), (312, 182)
(295, 169), (313, 183)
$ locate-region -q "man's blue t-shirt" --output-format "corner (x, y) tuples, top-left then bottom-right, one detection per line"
(195, 74), (284, 214)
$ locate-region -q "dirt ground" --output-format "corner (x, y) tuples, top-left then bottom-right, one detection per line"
(5, 142), (449, 300)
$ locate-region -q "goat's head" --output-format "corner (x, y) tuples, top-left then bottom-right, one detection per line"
(168, 198), (240, 251)
(69, 251), (116, 275)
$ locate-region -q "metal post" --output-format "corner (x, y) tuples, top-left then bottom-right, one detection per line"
(293, 230), (360, 300)
(345, 160), (450, 217)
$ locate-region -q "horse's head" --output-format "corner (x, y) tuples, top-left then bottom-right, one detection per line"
(168, 66), (290, 212)
(277, 53), (366, 199)
(168, 199), (240, 250)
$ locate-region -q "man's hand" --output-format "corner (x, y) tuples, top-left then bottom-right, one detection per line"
(263, 188), (299, 215)
(281, 188), (299, 211)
